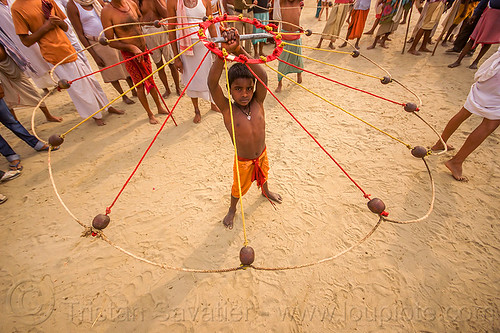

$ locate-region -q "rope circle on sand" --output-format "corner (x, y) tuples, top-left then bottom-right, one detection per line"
(33, 15), (450, 273)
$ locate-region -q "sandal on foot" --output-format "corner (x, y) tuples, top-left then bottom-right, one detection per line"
(8, 161), (23, 171)
(1, 170), (21, 183)
(0, 194), (7, 204)
(38, 145), (60, 152)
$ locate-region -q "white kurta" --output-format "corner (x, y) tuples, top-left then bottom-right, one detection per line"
(464, 47), (500, 120)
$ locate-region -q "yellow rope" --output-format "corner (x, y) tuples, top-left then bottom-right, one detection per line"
(61, 40), (201, 137)
(282, 48), (383, 80)
(281, 41), (354, 55)
(223, 50), (248, 247)
(108, 24), (198, 42)
(266, 63), (412, 149)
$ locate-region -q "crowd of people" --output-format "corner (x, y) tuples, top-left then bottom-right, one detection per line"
(0, 0), (498, 215)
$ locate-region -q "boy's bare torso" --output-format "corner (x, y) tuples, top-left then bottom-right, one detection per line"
(280, 0), (301, 31)
(103, 0), (146, 50)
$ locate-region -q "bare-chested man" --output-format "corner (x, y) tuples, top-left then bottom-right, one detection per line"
(275, 0), (303, 92)
(101, 0), (168, 124)
(137, 0), (182, 96)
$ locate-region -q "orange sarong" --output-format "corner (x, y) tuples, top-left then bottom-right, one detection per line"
(231, 147), (269, 198)
(347, 9), (370, 40)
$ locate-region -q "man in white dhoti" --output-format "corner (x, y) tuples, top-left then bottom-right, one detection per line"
(167, 0), (219, 123)
(431, 47), (500, 181)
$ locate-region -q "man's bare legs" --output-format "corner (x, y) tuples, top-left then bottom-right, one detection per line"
(364, 18), (380, 35)
(110, 80), (135, 104)
(469, 44), (491, 69)
(191, 97), (201, 123)
(297, 72), (302, 84)
(367, 34), (385, 49)
(275, 78), (283, 92)
(431, 107), (500, 181)
(125, 77), (138, 97)
(315, 37), (325, 49)
(168, 63), (182, 95)
(408, 28), (432, 55)
(136, 83), (164, 124)
(154, 59), (172, 98)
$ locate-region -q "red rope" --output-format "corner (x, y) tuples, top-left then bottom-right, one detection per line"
(277, 58), (406, 107)
(69, 31), (198, 84)
(244, 63), (370, 199)
(106, 50), (212, 215)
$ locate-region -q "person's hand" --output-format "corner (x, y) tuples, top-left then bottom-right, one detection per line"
(174, 57), (184, 73)
(220, 27), (240, 54)
(48, 15), (63, 27)
(41, 19), (56, 32)
(129, 45), (144, 62)
(253, 0), (257, 4)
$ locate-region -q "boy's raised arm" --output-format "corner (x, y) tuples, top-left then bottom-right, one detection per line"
(208, 56), (229, 113)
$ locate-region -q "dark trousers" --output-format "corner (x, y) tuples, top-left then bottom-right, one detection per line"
(452, 16), (479, 52)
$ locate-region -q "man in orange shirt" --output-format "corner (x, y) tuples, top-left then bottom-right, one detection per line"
(11, 0), (122, 125)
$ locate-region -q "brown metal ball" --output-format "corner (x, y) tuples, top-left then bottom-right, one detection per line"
(48, 134), (64, 147)
(404, 103), (418, 112)
(153, 20), (161, 28)
(381, 76), (392, 84)
(57, 79), (71, 89)
(305, 29), (312, 36)
(367, 198), (386, 215)
(98, 36), (109, 46)
(92, 214), (110, 230)
(411, 146), (428, 158)
(239, 246), (255, 266)
(352, 50), (360, 58)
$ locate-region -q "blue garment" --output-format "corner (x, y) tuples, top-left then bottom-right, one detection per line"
(472, 0), (500, 16)
(0, 98), (43, 162)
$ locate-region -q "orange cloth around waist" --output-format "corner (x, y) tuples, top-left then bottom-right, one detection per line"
(231, 147), (269, 198)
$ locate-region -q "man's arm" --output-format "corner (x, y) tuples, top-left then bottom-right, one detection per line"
(154, 0), (169, 17)
(17, 21), (56, 47)
(166, 0), (184, 72)
(100, 8), (142, 54)
(203, 0), (217, 38)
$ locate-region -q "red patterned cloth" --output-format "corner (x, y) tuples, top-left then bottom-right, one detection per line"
(120, 50), (155, 94)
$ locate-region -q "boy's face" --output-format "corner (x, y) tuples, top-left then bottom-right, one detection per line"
(230, 78), (255, 106)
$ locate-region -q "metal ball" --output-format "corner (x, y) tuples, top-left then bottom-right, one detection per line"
(98, 36), (109, 46)
(367, 198), (386, 215)
(352, 50), (360, 58)
(153, 20), (161, 28)
(92, 214), (110, 230)
(202, 15), (208, 21)
(57, 79), (71, 89)
(239, 246), (255, 266)
(411, 146), (428, 158)
(380, 76), (392, 84)
(404, 103), (418, 112)
(305, 29), (312, 36)
(48, 134), (64, 147)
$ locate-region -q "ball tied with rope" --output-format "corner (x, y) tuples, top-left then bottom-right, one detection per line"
(352, 50), (360, 58)
(240, 246), (255, 266)
(92, 214), (110, 230)
(305, 29), (313, 36)
(57, 79), (71, 89)
(380, 76), (392, 85)
(98, 36), (109, 46)
(48, 134), (64, 147)
(411, 146), (428, 158)
(367, 198), (386, 215)
(404, 103), (418, 112)
(153, 20), (161, 28)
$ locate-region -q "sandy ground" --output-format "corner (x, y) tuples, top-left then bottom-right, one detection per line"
(0, 3), (499, 332)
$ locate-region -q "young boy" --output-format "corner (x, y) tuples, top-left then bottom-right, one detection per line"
(208, 28), (282, 229)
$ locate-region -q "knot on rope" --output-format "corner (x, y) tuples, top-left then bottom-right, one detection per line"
(252, 18), (259, 24)
(260, 55), (267, 62)
(238, 14), (243, 19)
(105, 207), (111, 215)
(208, 15), (213, 21)
(207, 41), (216, 49)
(81, 226), (103, 239)
(265, 25), (272, 31)
(238, 54), (249, 62)
(223, 13), (228, 19)
(198, 28), (205, 37)
(275, 33), (282, 40)
(381, 211), (389, 217)
(364, 193), (371, 199)
(268, 23), (278, 29)
(222, 48), (229, 57)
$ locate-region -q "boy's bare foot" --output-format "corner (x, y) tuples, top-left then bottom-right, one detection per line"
(158, 107), (169, 114)
(448, 61), (461, 68)
(408, 49), (421, 56)
(45, 115), (63, 122)
(355, 43), (360, 49)
(297, 73), (302, 84)
(468, 63), (478, 69)
(193, 110), (201, 123)
(339, 42), (347, 48)
(176, 87), (182, 96)
(149, 115), (159, 124)
(94, 118), (106, 126)
(275, 83), (282, 93)
(131, 89), (138, 97)
(419, 47), (432, 53)
(431, 142), (455, 151)
(406, 37), (414, 44)
(122, 96), (135, 104)
(441, 41), (448, 47)
(445, 160), (468, 182)
(262, 190), (282, 204)
(163, 89), (171, 98)
(328, 42), (335, 49)
(380, 43), (389, 49)
(364, 31), (374, 35)
(367, 44), (376, 50)
(315, 43), (322, 49)
(108, 106), (125, 114)
(223, 209), (236, 229)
